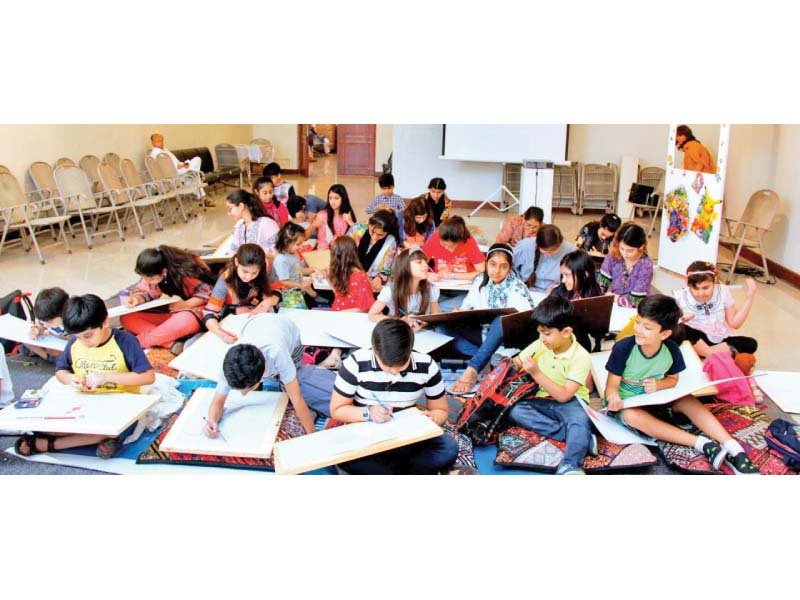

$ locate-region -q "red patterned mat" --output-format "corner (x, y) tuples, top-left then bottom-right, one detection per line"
(136, 405), (305, 470)
(495, 426), (658, 473)
(658, 404), (797, 475)
(145, 348), (179, 378)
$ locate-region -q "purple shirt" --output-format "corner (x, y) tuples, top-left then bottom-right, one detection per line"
(599, 254), (653, 307)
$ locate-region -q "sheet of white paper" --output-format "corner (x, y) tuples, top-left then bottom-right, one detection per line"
(529, 291), (548, 306)
(107, 296), (180, 319)
(0, 314), (67, 352)
(609, 305), (638, 332)
(274, 408), (442, 474)
(0, 390), (159, 436)
(159, 387), (287, 458)
(200, 234), (234, 262)
(323, 318), (453, 354)
(168, 314), (252, 381)
(279, 308), (360, 348)
(435, 279), (473, 291)
(755, 371), (800, 414)
(577, 400), (657, 446)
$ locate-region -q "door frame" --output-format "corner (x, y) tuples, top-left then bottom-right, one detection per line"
(297, 125), (310, 177)
(336, 124), (376, 176)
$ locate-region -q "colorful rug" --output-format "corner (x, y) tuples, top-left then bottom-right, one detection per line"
(146, 347), (179, 378)
(136, 405), (306, 471)
(658, 404), (797, 475)
(495, 426), (657, 473)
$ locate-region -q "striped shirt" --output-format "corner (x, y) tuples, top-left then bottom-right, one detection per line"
(334, 348), (445, 409)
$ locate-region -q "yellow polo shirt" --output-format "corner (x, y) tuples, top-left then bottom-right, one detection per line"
(518, 334), (592, 403)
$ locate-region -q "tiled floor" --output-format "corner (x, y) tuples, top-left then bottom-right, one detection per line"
(1, 155), (798, 371)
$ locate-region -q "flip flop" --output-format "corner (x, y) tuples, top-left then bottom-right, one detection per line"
(14, 433), (56, 456)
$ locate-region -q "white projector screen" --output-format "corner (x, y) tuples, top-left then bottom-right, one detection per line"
(441, 124), (568, 163)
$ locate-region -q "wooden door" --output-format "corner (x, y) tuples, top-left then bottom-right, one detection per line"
(337, 125), (375, 176)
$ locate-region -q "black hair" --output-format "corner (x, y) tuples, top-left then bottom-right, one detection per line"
(479, 243), (513, 291)
(325, 184), (357, 234)
(428, 177), (446, 191)
(34, 287), (69, 321)
(523, 206), (544, 223)
(676, 125), (697, 144)
(526, 225), (564, 288)
(378, 173), (395, 188)
(438, 215), (471, 244)
(135, 246), (216, 288)
(252, 176), (279, 209)
(686, 260), (717, 287)
(224, 244), (272, 304)
(222, 344), (266, 390)
(611, 222), (648, 260)
(532, 295), (574, 331)
(276, 222), (307, 254)
(600, 213), (622, 232)
(287, 195), (307, 219)
(263, 162), (282, 178)
(368, 209), (400, 242)
(226, 188), (268, 220)
(371, 318), (414, 367)
(637, 294), (682, 333)
(559, 250), (601, 300)
(62, 294), (108, 334)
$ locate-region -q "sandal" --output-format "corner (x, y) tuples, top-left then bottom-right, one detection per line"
(448, 369), (479, 396)
(14, 433), (56, 456)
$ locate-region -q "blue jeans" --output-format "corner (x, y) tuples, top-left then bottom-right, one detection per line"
(508, 397), (592, 468)
(437, 291), (467, 313)
(439, 316), (505, 373)
(339, 432), (459, 475)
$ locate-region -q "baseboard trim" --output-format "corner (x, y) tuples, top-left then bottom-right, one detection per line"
(726, 246), (800, 289)
(282, 169), (300, 175)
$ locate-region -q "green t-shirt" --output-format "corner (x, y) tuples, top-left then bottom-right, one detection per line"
(518, 334), (592, 403)
(605, 337), (686, 399)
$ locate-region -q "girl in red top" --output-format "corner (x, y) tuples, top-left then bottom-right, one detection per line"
(120, 246), (215, 352)
(320, 236), (375, 369)
(253, 176), (290, 227)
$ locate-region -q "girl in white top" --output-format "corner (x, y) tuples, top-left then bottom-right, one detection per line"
(226, 189), (280, 256)
(368, 247), (441, 331)
(445, 243), (535, 393)
(674, 261), (758, 357)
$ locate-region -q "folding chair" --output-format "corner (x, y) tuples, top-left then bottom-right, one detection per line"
(155, 154), (205, 216)
(0, 171), (72, 264)
(249, 138), (275, 165)
(144, 156), (190, 222)
(98, 163), (165, 238)
(55, 157), (76, 168)
(579, 164), (617, 215)
(718, 189), (780, 284)
(54, 165), (127, 248)
(214, 143), (245, 188)
(79, 155), (103, 193)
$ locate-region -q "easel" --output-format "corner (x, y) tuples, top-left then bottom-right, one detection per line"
(469, 184), (520, 217)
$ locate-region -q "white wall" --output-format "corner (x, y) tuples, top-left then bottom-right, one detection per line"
(375, 124), (393, 172)
(0, 124), (253, 189)
(766, 125), (800, 272)
(251, 124), (298, 169)
(391, 124), (503, 200)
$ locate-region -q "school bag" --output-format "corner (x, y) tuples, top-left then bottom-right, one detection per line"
(0, 289), (34, 353)
(701, 352), (755, 406)
(456, 357), (539, 446)
(764, 419), (800, 470)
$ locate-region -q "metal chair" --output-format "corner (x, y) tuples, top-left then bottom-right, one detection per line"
(144, 156), (191, 222)
(214, 143), (246, 188)
(102, 153), (125, 186)
(553, 163), (579, 214)
(55, 157), (76, 168)
(718, 189), (780, 284)
(98, 163), (166, 238)
(0, 165), (10, 175)
(578, 163), (617, 214)
(79, 155), (103, 193)
(249, 138), (275, 164)
(54, 165), (127, 248)
(122, 158), (178, 225)
(155, 153), (205, 215)
(0, 171), (72, 264)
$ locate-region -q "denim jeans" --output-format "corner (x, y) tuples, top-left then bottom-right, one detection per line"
(508, 396), (592, 468)
(339, 432), (459, 475)
(439, 316), (505, 373)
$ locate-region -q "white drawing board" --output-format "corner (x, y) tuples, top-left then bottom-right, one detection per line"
(577, 401), (656, 446)
(0, 390), (160, 436)
(107, 296), (181, 319)
(200, 234), (234, 264)
(274, 408), (443, 475)
(0, 314), (67, 352)
(609, 305), (638, 332)
(434, 279), (473, 292)
(159, 387), (289, 458)
(169, 313), (253, 381)
(755, 371), (800, 414)
(590, 341), (719, 407)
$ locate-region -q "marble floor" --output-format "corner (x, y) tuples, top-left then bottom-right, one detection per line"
(1, 155), (798, 370)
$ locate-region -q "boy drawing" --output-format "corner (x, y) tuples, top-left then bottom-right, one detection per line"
(329, 319), (458, 474)
(604, 294), (759, 475)
(508, 296), (597, 475)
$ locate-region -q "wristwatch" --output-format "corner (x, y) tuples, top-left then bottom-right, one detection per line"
(361, 406), (371, 422)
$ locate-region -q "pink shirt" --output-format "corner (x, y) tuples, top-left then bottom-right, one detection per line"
(314, 210), (351, 251)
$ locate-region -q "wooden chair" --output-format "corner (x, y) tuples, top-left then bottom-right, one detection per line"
(718, 189), (780, 284)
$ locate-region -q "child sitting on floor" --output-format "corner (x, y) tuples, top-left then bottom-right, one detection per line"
(330, 319), (458, 475)
(263, 162), (295, 205)
(549, 249), (604, 352)
(287, 195), (311, 232)
(270, 223), (318, 309)
(16, 294), (155, 459)
(305, 184), (358, 251)
(226, 189), (280, 256)
(24, 287), (70, 362)
(514, 224), (576, 294)
(495, 206), (544, 247)
(575, 212), (622, 256)
(398, 196), (436, 249)
(0, 345), (13, 407)
(203, 244), (282, 343)
(604, 294), (759, 474)
(253, 176), (289, 227)
(350, 209), (400, 293)
(507, 296), (596, 475)
(598, 222), (653, 307)
(673, 261), (758, 358)
(366, 173), (406, 215)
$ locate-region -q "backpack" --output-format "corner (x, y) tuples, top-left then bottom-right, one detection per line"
(0, 289), (34, 353)
(764, 419), (800, 470)
(456, 357), (539, 446)
(702, 352), (755, 406)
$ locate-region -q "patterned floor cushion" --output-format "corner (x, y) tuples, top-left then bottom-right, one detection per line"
(136, 405), (306, 470)
(495, 426), (658, 473)
(658, 403), (797, 475)
(145, 347), (179, 378)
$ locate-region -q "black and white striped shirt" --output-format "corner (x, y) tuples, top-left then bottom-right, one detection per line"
(333, 348), (445, 409)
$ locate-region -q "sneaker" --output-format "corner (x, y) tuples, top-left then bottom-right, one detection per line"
(725, 452), (760, 475)
(96, 437), (122, 460)
(702, 440), (727, 471)
(555, 462), (585, 475)
(589, 434), (599, 456)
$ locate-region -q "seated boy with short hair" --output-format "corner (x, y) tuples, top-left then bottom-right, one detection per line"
(203, 313), (335, 437)
(330, 319), (458, 474)
(605, 294), (759, 474)
(508, 296), (596, 475)
(366, 173), (406, 215)
(287, 195), (310, 231)
(16, 294), (155, 458)
(576, 212), (622, 256)
(23, 286), (70, 362)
